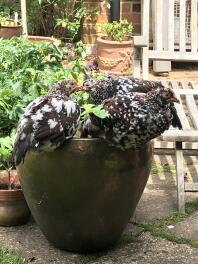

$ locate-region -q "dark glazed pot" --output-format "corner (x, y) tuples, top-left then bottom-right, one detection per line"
(17, 139), (153, 253)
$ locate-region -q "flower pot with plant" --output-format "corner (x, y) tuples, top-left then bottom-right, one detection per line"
(0, 130), (30, 226)
(0, 13), (22, 39)
(97, 19), (134, 76)
(16, 86), (153, 253)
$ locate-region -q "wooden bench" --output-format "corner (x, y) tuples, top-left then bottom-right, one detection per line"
(158, 81), (198, 213)
(133, 1), (198, 213)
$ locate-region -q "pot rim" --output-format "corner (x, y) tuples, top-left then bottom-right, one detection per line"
(0, 24), (22, 28)
(0, 188), (22, 193)
(97, 36), (133, 45)
(70, 138), (102, 141)
(27, 35), (60, 45)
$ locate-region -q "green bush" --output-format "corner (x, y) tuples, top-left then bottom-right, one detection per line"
(102, 19), (133, 42)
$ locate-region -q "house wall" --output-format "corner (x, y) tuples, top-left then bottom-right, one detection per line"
(82, 0), (141, 45)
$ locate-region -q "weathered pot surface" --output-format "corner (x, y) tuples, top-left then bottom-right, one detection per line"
(97, 36), (134, 76)
(17, 139), (153, 253)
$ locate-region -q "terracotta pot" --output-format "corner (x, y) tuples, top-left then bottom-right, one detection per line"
(97, 36), (134, 76)
(0, 170), (30, 226)
(0, 189), (30, 226)
(0, 24), (22, 39)
(17, 139), (153, 253)
(27, 35), (60, 45)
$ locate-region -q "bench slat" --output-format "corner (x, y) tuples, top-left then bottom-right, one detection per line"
(160, 130), (198, 142)
(174, 89), (198, 95)
(185, 182), (198, 192)
(190, 81), (198, 90)
(174, 95), (191, 129)
(185, 95), (198, 129)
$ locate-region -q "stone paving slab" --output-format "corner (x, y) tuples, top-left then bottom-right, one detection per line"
(0, 222), (198, 264)
(90, 232), (198, 264)
(134, 185), (198, 223)
(165, 212), (198, 240)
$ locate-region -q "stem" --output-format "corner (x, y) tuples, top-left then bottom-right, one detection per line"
(8, 168), (11, 190)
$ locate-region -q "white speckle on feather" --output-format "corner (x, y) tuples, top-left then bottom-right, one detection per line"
(64, 100), (76, 117)
(25, 97), (43, 115)
(31, 110), (43, 121)
(51, 98), (63, 113)
(20, 133), (26, 140)
(42, 105), (52, 112)
(18, 118), (29, 129)
(48, 119), (58, 129)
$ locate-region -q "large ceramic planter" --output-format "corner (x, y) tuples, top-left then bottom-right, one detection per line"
(97, 37), (134, 76)
(0, 23), (22, 39)
(17, 139), (153, 253)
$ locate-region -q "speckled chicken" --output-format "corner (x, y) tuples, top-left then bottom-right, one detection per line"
(83, 75), (163, 103)
(13, 80), (81, 166)
(83, 76), (182, 130)
(82, 87), (181, 149)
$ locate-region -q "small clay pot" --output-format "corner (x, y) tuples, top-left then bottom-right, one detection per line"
(0, 23), (22, 39)
(0, 189), (30, 226)
(0, 170), (30, 226)
(97, 36), (134, 76)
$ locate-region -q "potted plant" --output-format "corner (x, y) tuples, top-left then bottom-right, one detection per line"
(97, 19), (134, 76)
(16, 91), (153, 253)
(0, 13), (22, 39)
(0, 130), (30, 226)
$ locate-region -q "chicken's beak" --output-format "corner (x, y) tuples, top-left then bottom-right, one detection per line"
(171, 93), (180, 103)
(71, 86), (82, 93)
(83, 86), (91, 92)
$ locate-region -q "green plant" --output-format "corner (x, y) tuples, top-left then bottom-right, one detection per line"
(0, 130), (16, 170)
(70, 90), (109, 129)
(0, 37), (108, 169)
(0, 249), (27, 264)
(24, 0), (109, 40)
(102, 19), (133, 42)
(0, 38), (91, 134)
(151, 161), (176, 174)
(56, 4), (99, 41)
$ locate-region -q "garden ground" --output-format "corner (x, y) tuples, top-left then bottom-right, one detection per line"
(0, 151), (197, 264)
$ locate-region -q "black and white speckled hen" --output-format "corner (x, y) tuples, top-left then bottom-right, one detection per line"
(83, 75), (163, 103)
(82, 87), (181, 149)
(83, 76), (182, 130)
(13, 80), (81, 166)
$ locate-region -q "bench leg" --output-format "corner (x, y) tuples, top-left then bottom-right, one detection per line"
(175, 141), (185, 213)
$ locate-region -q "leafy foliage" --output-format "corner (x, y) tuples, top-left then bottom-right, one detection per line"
(0, 37), (108, 169)
(102, 19), (133, 42)
(0, 130), (15, 170)
(81, 104), (109, 120)
(0, 37), (70, 134)
(0, 37), (89, 169)
(0, 249), (27, 264)
(71, 91), (109, 127)
(31, 0), (111, 40)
